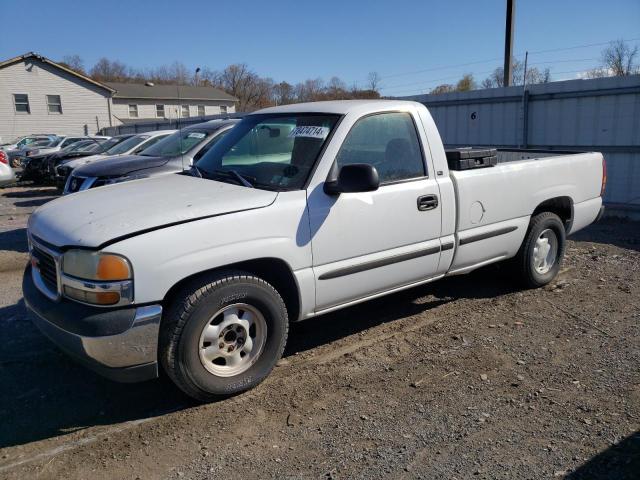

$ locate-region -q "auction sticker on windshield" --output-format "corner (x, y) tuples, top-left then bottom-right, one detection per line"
(288, 126), (329, 139)
(187, 132), (206, 139)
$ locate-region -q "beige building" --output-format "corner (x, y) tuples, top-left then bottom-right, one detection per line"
(0, 52), (238, 142)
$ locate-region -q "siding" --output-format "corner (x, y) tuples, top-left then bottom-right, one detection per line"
(0, 58), (112, 141)
(111, 99), (236, 124)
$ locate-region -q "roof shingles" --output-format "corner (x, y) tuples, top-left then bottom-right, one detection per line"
(105, 82), (237, 102)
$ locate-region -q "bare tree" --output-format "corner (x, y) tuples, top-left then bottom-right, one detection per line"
(482, 59), (551, 88)
(456, 73), (476, 92)
(272, 81), (295, 105)
(602, 39), (639, 76)
(367, 71), (381, 91)
(431, 84), (456, 94)
(60, 55), (85, 74)
(90, 58), (129, 82)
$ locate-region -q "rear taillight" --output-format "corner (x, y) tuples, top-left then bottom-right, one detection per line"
(600, 156), (607, 197)
(0, 151), (7, 165)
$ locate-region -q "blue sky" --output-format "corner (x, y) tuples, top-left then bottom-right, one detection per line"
(1, 0), (638, 95)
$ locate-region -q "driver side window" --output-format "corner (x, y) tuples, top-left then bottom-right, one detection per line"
(336, 112), (426, 183)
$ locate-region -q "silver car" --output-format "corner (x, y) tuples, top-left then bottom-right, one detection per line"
(0, 150), (16, 186)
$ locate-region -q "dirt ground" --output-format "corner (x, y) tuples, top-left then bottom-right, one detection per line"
(0, 185), (638, 480)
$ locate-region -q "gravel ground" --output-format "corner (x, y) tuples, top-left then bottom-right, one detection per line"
(0, 185), (638, 480)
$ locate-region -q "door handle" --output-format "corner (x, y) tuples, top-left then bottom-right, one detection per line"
(417, 194), (438, 211)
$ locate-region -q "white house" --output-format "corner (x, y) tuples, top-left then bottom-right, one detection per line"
(0, 52), (238, 142)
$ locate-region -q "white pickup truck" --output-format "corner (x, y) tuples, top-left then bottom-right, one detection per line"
(23, 100), (605, 401)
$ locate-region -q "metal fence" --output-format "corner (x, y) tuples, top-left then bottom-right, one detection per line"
(98, 113), (246, 136)
(402, 74), (640, 215)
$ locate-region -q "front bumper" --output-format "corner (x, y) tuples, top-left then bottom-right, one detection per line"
(23, 266), (162, 383)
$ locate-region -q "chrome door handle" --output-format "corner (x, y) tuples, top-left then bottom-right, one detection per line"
(417, 194), (438, 211)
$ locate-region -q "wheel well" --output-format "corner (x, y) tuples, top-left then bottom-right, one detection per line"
(532, 197), (573, 232)
(162, 258), (301, 322)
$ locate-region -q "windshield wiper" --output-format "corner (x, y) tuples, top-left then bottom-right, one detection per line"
(211, 169), (254, 188)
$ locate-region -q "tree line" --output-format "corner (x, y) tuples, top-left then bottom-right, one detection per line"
(58, 40), (638, 105)
(58, 55), (380, 111)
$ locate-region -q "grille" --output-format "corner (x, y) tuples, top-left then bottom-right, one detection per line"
(32, 245), (58, 292)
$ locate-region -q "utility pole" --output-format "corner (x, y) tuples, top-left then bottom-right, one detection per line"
(503, 0), (516, 87)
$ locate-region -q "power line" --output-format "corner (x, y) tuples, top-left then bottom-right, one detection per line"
(387, 68), (598, 97)
(370, 35), (640, 83)
(381, 57), (601, 91)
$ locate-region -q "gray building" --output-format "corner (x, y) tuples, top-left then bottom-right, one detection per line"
(0, 52), (238, 142)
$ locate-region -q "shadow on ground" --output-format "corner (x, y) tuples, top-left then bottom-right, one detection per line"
(0, 228), (27, 253)
(0, 267), (517, 450)
(1, 187), (58, 199)
(565, 431), (640, 479)
(571, 217), (640, 252)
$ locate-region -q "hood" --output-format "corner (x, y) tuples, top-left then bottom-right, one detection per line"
(28, 174), (278, 248)
(72, 154), (172, 178)
(63, 153), (109, 169)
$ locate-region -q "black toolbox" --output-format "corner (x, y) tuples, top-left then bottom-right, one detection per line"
(445, 147), (497, 170)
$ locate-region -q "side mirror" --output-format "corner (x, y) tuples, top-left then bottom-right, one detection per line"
(324, 163), (379, 195)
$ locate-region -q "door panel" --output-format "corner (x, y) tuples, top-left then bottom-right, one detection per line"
(309, 178), (442, 310)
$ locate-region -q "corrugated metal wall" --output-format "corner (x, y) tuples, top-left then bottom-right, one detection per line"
(403, 75), (640, 211)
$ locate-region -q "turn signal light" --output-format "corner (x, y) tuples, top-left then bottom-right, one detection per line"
(64, 286), (121, 305)
(96, 255), (131, 281)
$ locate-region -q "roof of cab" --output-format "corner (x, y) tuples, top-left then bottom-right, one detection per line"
(255, 99), (423, 115)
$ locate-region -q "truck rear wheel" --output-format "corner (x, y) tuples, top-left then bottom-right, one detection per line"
(160, 271), (288, 402)
(514, 212), (566, 288)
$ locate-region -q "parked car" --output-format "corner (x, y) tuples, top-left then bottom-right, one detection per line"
(63, 121), (238, 194)
(1, 134), (57, 152)
(7, 136), (58, 168)
(23, 100), (605, 401)
(57, 130), (176, 186)
(52, 135), (135, 189)
(23, 135), (110, 162)
(0, 150), (16, 186)
(20, 138), (108, 184)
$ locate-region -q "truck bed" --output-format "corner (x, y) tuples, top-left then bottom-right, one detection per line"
(445, 149), (604, 274)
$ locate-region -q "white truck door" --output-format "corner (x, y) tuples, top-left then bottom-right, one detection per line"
(308, 111), (443, 311)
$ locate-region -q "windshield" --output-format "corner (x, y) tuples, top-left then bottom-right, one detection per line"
(140, 129), (209, 157)
(61, 140), (93, 152)
(195, 114), (340, 190)
(95, 136), (130, 153)
(105, 135), (148, 155)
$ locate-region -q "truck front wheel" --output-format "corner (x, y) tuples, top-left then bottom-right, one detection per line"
(160, 271), (288, 402)
(514, 212), (566, 288)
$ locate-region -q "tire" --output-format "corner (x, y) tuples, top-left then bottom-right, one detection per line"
(160, 271), (288, 402)
(514, 212), (566, 288)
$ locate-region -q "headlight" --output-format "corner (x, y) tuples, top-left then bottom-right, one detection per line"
(61, 250), (133, 306)
(63, 250), (131, 281)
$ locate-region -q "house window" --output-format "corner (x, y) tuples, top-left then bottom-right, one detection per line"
(46, 95), (62, 114)
(128, 104), (139, 118)
(220, 105), (228, 114)
(181, 105), (190, 118)
(197, 105), (205, 117)
(156, 104), (165, 118)
(13, 94), (30, 113)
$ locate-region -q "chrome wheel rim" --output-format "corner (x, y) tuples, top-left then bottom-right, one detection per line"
(198, 303), (267, 377)
(533, 228), (558, 275)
